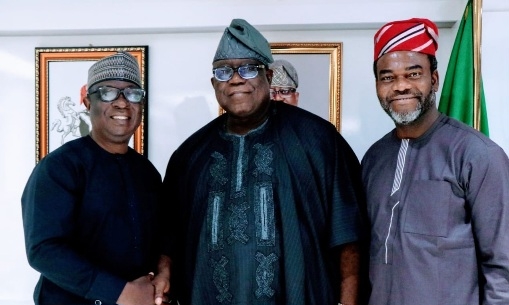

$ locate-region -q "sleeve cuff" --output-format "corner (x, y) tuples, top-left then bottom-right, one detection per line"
(85, 271), (127, 304)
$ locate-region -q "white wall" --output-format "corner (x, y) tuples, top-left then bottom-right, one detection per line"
(1, 0), (508, 304)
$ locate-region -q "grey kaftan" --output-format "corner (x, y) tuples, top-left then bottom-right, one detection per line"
(362, 114), (509, 305)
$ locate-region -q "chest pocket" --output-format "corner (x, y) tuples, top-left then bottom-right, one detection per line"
(403, 180), (451, 237)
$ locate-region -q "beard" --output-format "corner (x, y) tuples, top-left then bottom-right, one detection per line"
(380, 90), (436, 126)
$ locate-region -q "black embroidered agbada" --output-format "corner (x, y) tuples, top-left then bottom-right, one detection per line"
(163, 102), (362, 305)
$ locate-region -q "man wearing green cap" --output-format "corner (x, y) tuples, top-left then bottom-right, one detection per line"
(162, 19), (363, 305)
(22, 52), (171, 305)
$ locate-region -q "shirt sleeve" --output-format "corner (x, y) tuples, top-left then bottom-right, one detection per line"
(328, 132), (363, 248)
(468, 145), (509, 303)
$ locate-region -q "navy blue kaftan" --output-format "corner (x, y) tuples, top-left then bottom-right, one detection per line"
(22, 136), (165, 305)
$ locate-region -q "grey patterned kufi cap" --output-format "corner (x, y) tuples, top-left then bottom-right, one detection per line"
(213, 19), (273, 66)
(270, 59), (298, 88)
(87, 51), (142, 90)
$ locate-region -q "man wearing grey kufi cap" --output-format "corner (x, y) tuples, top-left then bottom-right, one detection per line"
(22, 50), (172, 305)
(163, 18), (363, 305)
(270, 59), (300, 106)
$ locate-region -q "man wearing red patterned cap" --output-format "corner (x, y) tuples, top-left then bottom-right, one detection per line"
(362, 18), (509, 304)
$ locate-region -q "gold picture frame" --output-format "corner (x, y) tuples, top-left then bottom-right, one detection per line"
(35, 46), (148, 162)
(270, 42), (342, 131)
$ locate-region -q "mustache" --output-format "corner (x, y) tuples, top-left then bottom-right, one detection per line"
(386, 90), (423, 101)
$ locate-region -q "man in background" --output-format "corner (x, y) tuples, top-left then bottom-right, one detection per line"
(362, 18), (509, 304)
(22, 52), (170, 305)
(163, 18), (363, 305)
(269, 59), (299, 106)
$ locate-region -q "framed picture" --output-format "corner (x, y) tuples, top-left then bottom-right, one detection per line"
(35, 46), (148, 162)
(270, 42), (342, 131)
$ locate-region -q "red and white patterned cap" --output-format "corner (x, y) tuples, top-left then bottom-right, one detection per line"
(374, 18), (439, 60)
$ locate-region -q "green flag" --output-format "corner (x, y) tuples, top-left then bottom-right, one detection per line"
(438, 0), (489, 136)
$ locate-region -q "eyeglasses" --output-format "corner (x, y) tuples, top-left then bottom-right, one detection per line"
(88, 86), (145, 103)
(213, 64), (265, 82)
(270, 88), (296, 98)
